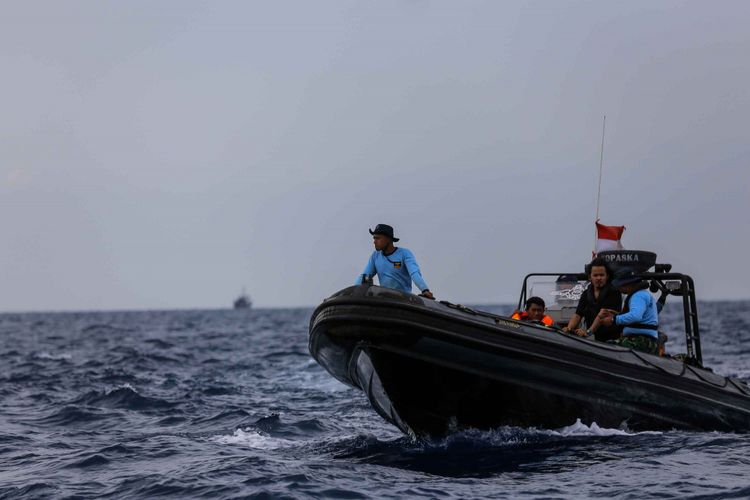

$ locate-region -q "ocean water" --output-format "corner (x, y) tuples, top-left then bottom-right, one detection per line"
(2, 301), (750, 499)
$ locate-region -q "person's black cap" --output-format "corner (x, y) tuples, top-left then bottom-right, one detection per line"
(611, 267), (643, 288)
(369, 224), (399, 242)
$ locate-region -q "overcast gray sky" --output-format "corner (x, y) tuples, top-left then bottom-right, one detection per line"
(1, 1), (749, 311)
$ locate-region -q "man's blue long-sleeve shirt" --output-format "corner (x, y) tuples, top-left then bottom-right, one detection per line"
(355, 247), (429, 294)
(615, 289), (659, 338)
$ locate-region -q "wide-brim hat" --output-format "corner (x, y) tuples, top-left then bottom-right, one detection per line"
(369, 224), (399, 242)
(611, 267), (643, 288)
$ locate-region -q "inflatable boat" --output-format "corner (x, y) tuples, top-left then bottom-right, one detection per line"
(309, 251), (750, 437)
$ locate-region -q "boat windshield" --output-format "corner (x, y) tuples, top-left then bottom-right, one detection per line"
(520, 274), (588, 326)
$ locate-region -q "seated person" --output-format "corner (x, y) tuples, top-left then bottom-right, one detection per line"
(512, 296), (554, 327)
(598, 268), (659, 355)
(562, 257), (622, 341)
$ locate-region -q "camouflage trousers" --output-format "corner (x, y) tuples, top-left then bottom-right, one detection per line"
(615, 334), (658, 355)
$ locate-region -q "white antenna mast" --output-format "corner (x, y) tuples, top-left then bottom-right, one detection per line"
(593, 115), (606, 254)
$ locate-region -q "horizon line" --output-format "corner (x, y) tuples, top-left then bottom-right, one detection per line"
(1, 296), (749, 316)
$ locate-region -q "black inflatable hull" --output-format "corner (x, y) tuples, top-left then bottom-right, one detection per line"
(309, 285), (750, 437)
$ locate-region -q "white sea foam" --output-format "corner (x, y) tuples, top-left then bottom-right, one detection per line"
(214, 429), (296, 450)
(440, 419), (663, 446)
(35, 351), (72, 360)
(549, 418), (662, 437)
(106, 383), (137, 394)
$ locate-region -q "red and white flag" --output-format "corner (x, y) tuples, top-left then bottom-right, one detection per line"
(595, 220), (625, 253)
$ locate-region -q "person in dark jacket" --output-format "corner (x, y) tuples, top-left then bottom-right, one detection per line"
(562, 257), (622, 341)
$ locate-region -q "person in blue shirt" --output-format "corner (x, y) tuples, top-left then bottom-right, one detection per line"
(355, 224), (434, 299)
(598, 267), (659, 355)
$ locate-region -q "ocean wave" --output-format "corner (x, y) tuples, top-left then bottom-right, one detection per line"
(35, 405), (116, 426)
(156, 415), (188, 426)
(111, 351), (186, 366)
(98, 443), (133, 454)
(250, 413), (332, 439)
(200, 384), (238, 396)
(143, 338), (175, 349)
(214, 428), (297, 450)
(0, 432), (33, 445)
(65, 453), (110, 468)
(4, 367), (50, 383)
(0, 482), (60, 498)
(81, 323), (136, 335)
(70, 384), (177, 411)
(191, 409), (256, 429)
(263, 349), (309, 359)
(33, 351), (73, 361)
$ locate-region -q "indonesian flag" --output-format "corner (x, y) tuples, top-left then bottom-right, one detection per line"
(595, 220), (625, 253)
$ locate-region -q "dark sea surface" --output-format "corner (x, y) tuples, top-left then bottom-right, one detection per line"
(2, 301), (750, 499)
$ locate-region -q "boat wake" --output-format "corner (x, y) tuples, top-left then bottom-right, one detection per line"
(325, 420), (662, 477)
(551, 418), (662, 437)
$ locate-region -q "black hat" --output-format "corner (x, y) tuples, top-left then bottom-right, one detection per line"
(369, 224), (399, 242)
(611, 267), (642, 288)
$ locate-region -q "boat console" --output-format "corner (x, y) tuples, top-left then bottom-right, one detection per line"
(517, 250), (703, 366)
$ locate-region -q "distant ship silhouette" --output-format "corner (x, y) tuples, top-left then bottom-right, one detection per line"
(233, 289), (252, 310)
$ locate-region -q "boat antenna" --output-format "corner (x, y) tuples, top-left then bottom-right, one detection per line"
(593, 115), (606, 254)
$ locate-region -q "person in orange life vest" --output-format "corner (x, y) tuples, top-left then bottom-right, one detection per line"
(511, 296), (555, 327)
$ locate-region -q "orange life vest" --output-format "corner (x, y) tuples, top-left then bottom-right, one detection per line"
(511, 311), (555, 327)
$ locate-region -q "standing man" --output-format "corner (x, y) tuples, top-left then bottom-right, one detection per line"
(562, 257), (622, 341)
(598, 268), (659, 355)
(356, 224), (434, 299)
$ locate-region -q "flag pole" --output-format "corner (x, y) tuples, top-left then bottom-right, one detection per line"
(593, 115), (606, 255)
